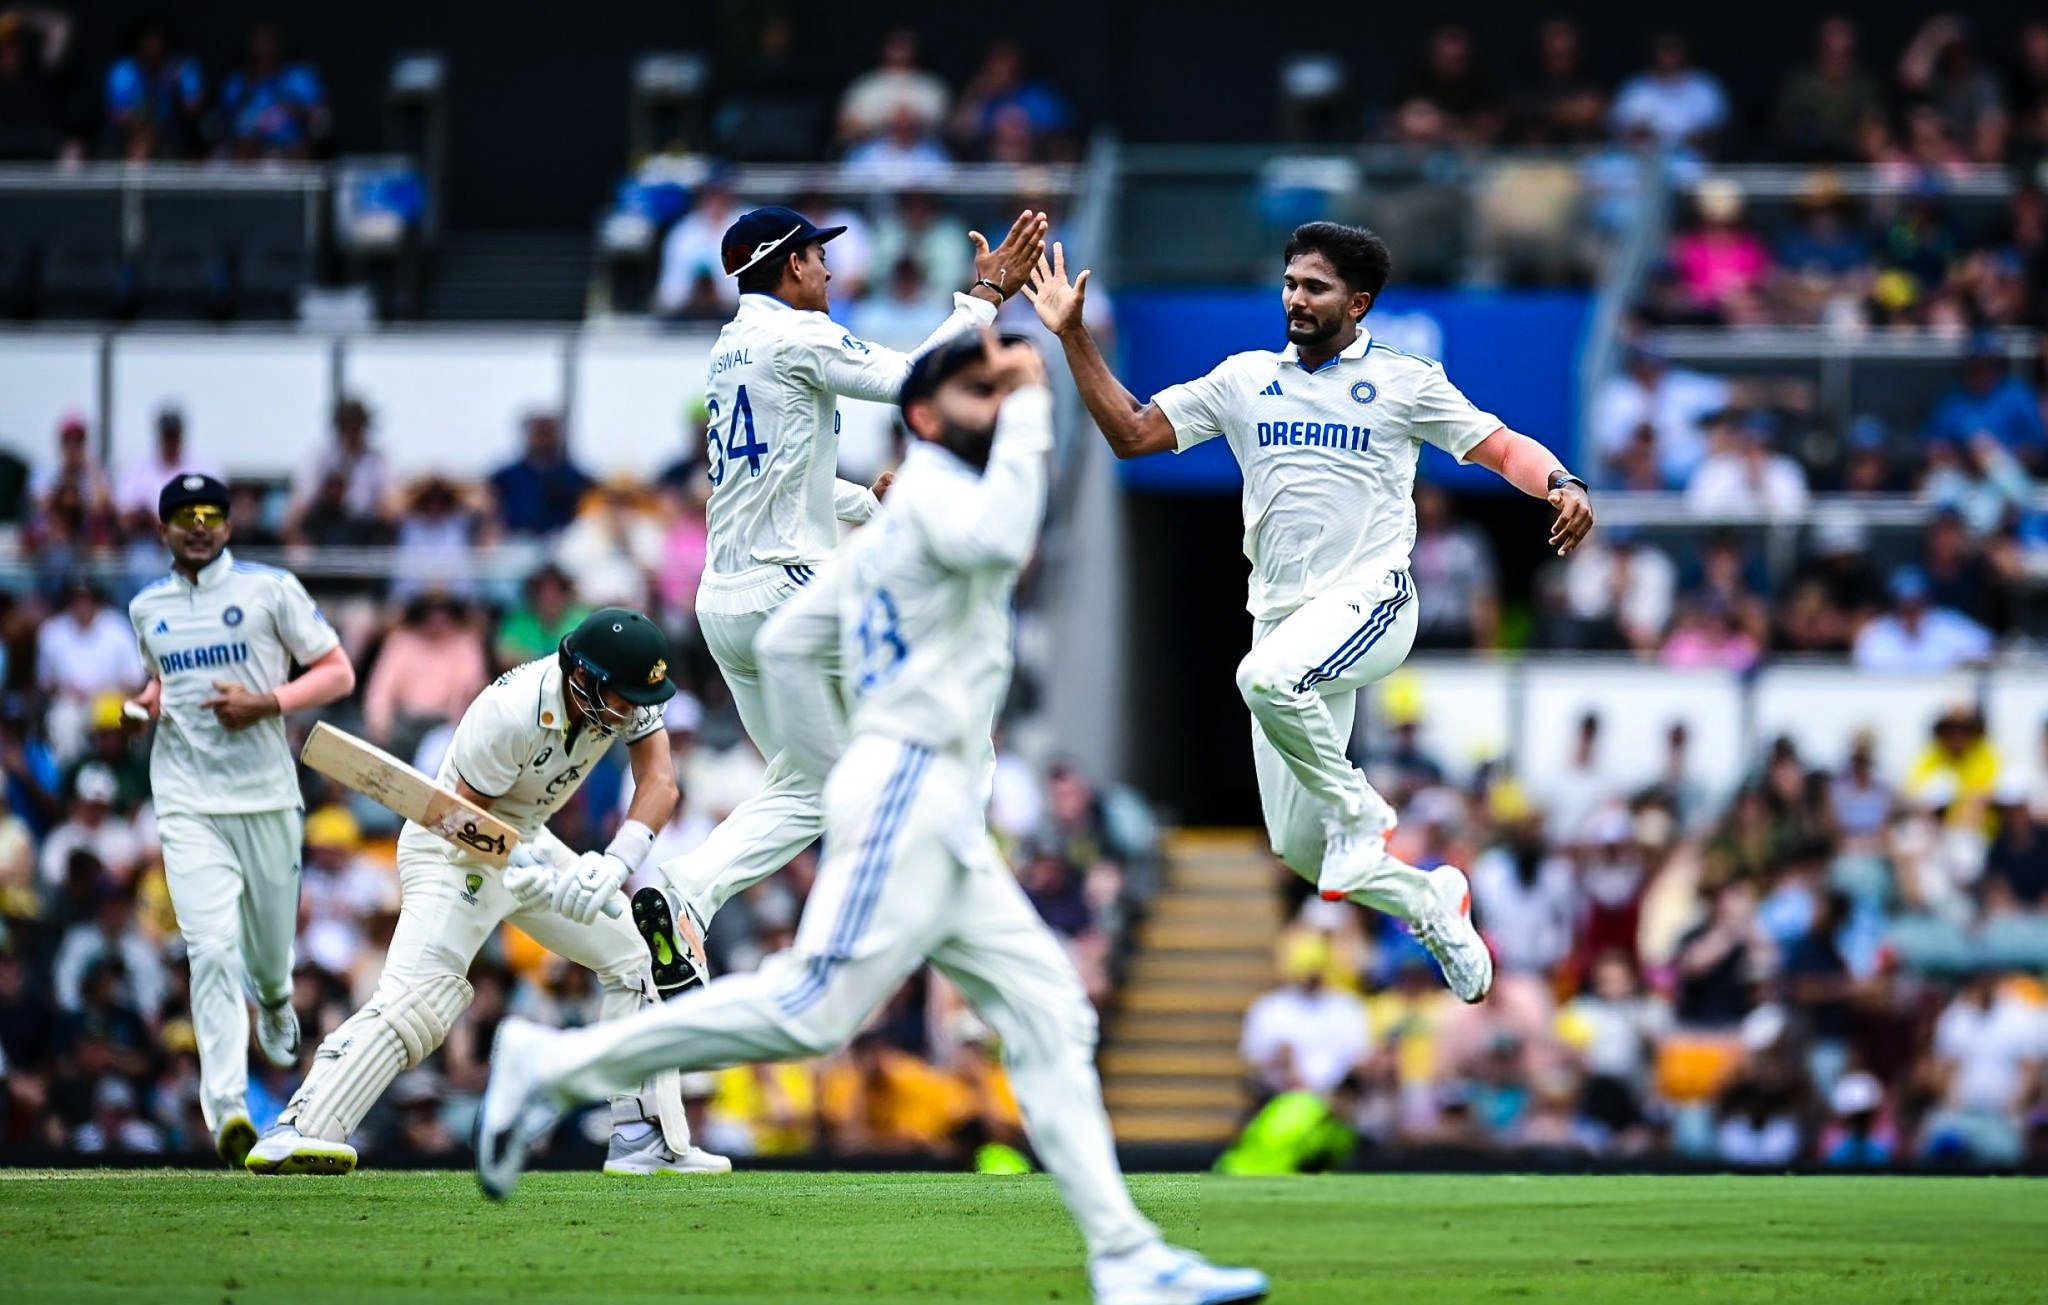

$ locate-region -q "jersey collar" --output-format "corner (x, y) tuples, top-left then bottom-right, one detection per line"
(172, 548), (236, 592)
(1279, 326), (1372, 373)
(535, 658), (570, 732)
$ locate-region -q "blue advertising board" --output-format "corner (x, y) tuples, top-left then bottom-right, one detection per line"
(1111, 287), (1592, 493)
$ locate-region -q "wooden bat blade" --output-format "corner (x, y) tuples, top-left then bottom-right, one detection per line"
(300, 721), (518, 868)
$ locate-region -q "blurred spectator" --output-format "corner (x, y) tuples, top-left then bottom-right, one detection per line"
(113, 408), (219, 523)
(1560, 950), (1669, 1148)
(1828, 731), (1895, 851)
(1921, 509), (1998, 629)
(0, 6), (81, 162)
(287, 399), (390, 544)
(1685, 412), (1810, 517)
(487, 409), (593, 536)
(847, 257), (948, 348)
(1780, 890), (1856, 1088)
(1919, 436), (2031, 539)
(712, 15), (827, 160)
(1509, 18), (1606, 146)
(1660, 596), (1761, 671)
(30, 414), (114, 533)
(1674, 879), (1773, 1028)
(71, 1077), (161, 1154)
(554, 480), (664, 608)
(1589, 344), (1732, 489)
(1667, 180), (1772, 322)
(1609, 33), (1728, 153)
(297, 806), (395, 985)
(1408, 485), (1499, 650)
(655, 179), (740, 319)
(1985, 784), (2048, 907)
(103, 15), (202, 161)
(2011, 24), (2048, 165)
(837, 29), (949, 145)
(1852, 568), (1993, 672)
(1904, 704), (1999, 819)
(1817, 1070), (1896, 1166)
(495, 563), (588, 669)
(1920, 341), (2046, 470)
(869, 192), (971, 301)
(844, 105), (952, 185)
(1898, 15), (2007, 164)
(36, 766), (140, 893)
(36, 581), (144, 763)
(1241, 936), (1371, 1098)
(1773, 16), (1885, 162)
(390, 477), (485, 603)
(218, 22), (328, 161)
(361, 595), (488, 757)
(949, 39), (1074, 161)
(1920, 972), (2040, 1164)
(1553, 530), (1677, 653)
(1471, 813), (1575, 976)
(821, 1031), (965, 1155)
(1391, 25), (1500, 145)
(54, 896), (160, 1017)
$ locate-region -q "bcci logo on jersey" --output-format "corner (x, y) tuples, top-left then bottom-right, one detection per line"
(1350, 381), (1377, 405)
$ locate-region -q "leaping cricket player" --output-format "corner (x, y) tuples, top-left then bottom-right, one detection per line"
(632, 202), (1048, 999)
(1022, 223), (1598, 1004)
(248, 608), (727, 1176)
(475, 333), (1269, 1305)
(126, 474), (359, 1165)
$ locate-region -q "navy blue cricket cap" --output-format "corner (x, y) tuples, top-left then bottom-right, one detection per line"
(158, 472), (230, 521)
(721, 205), (847, 278)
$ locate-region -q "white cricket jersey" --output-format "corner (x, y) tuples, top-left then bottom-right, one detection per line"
(398, 657), (665, 861)
(1153, 327), (1502, 619)
(130, 550), (340, 817)
(760, 386), (1053, 770)
(699, 289), (998, 589)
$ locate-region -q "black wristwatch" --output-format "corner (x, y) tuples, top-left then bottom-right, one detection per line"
(1547, 469), (1589, 494)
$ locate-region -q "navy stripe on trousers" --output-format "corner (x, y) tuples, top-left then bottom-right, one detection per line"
(784, 564), (816, 587)
(1292, 572), (1412, 694)
(774, 742), (933, 1017)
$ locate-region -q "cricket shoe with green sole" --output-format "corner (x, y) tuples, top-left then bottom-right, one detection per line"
(214, 1113), (257, 1167)
(631, 885), (709, 1001)
(244, 1124), (357, 1175)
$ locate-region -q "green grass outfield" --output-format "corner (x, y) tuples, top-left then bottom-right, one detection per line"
(1, 1170), (2044, 1303)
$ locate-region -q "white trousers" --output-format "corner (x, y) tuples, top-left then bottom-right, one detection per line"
(543, 733), (1159, 1259)
(285, 833), (685, 1146)
(677, 576), (831, 922)
(160, 809), (303, 1133)
(1236, 568), (1434, 920)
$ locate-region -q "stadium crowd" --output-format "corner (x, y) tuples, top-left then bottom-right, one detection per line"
(0, 394), (1157, 1163)
(1241, 691), (2048, 1171)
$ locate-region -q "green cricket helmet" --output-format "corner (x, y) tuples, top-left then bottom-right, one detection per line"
(559, 608), (676, 731)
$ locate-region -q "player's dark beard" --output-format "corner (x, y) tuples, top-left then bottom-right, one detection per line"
(937, 418), (998, 471)
(1285, 307), (1342, 347)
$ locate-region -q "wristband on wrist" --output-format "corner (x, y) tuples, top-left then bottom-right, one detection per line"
(606, 819), (656, 872)
(972, 277), (1005, 299)
(1547, 469), (1588, 493)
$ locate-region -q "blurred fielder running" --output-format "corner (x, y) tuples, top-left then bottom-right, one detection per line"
(248, 608), (727, 1177)
(478, 334), (1268, 1305)
(126, 474), (359, 1166)
(633, 202), (1046, 999)
(1023, 223), (1598, 1004)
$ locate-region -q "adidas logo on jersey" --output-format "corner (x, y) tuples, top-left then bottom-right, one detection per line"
(1259, 381), (1284, 397)
(152, 620), (169, 635)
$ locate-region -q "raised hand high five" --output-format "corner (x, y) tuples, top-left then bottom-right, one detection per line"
(1021, 241), (1092, 338)
(968, 209), (1050, 302)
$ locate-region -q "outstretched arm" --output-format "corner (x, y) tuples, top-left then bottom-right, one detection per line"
(1024, 244), (1177, 459)
(1465, 427), (1596, 556)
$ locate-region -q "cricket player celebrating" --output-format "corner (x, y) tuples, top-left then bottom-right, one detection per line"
(635, 201), (1048, 998)
(476, 334), (1268, 1305)
(1023, 224), (1596, 1004)
(248, 608), (726, 1177)
(127, 474), (359, 1164)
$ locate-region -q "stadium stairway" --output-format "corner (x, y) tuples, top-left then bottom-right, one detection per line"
(1102, 829), (1279, 1145)
(420, 231), (593, 320)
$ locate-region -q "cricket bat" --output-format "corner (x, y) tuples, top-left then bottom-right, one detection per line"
(301, 722), (520, 865)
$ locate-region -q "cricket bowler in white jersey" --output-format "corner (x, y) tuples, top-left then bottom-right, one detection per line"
(634, 202), (1047, 997)
(247, 608), (727, 1177)
(476, 335), (1268, 1305)
(1024, 224), (1597, 1004)
(126, 474), (359, 1165)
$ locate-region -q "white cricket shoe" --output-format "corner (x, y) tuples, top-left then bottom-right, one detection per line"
(475, 1017), (566, 1201)
(255, 998), (300, 1068)
(245, 1124), (357, 1175)
(215, 1112), (257, 1167)
(1411, 865), (1493, 1003)
(1090, 1241), (1268, 1305)
(602, 1127), (732, 1176)
(1314, 812), (1392, 901)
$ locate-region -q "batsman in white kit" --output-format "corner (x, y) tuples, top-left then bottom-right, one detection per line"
(126, 474), (360, 1165)
(632, 201), (1047, 998)
(248, 607), (727, 1176)
(478, 334), (1268, 1305)
(1025, 223), (1597, 1003)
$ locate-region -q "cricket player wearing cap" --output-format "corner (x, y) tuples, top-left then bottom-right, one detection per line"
(126, 474), (359, 1165)
(476, 333), (1268, 1305)
(1024, 223), (1600, 1005)
(634, 201), (1048, 999)
(248, 608), (728, 1176)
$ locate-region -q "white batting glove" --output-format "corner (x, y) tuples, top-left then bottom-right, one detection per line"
(553, 850), (630, 925)
(502, 845), (559, 912)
